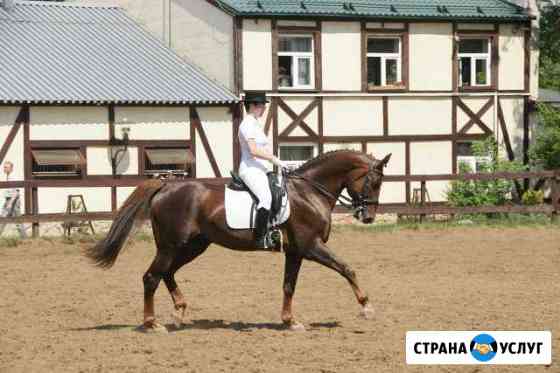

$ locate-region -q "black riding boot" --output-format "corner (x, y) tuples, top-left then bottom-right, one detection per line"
(254, 207), (270, 249)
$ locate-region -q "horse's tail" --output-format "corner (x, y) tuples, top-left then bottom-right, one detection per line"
(85, 179), (164, 269)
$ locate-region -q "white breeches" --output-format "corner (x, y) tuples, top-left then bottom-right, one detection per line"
(239, 164), (272, 210)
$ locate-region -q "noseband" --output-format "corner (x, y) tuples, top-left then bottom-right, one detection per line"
(351, 163), (382, 219)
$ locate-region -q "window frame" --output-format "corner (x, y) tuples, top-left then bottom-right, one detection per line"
(278, 142), (318, 170)
(456, 141), (491, 173)
(31, 148), (85, 179)
(366, 36), (402, 88)
(143, 146), (194, 177)
(276, 33), (316, 90)
(454, 32), (498, 92)
(362, 25), (409, 92)
(458, 37), (492, 88)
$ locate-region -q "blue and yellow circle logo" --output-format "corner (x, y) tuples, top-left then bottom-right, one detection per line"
(470, 334), (498, 362)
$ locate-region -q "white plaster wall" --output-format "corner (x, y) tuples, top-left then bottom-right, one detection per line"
(117, 186), (136, 208)
(409, 142), (452, 202)
(323, 98), (383, 136)
(277, 20), (317, 27)
(0, 107), (25, 181)
(409, 23), (453, 91)
(388, 98), (452, 135)
(457, 97), (496, 135)
(499, 24), (525, 91)
(242, 19), (273, 91)
(410, 141), (452, 175)
(170, 0), (234, 90)
(321, 21), (362, 91)
(410, 180), (450, 202)
(30, 106), (108, 140)
(37, 187), (112, 214)
(278, 97), (319, 136)
(379, 182), (406, 204)
(367, 142), (406, 176)
(114, 107), (189, 140)
(86, 0), (234, 89)
(498, 97), (525, 159)
(323, 143), (361, 152)
(86, 146), (139, 175)
(196, 107), (233, 177)
(457, 23), (495, 30)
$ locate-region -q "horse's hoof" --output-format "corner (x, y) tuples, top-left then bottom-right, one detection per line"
(172, 310), (185, 328)
(287, 321), (306, 332)
(359, 304), (375, 320)
(139, 322), (168, 334)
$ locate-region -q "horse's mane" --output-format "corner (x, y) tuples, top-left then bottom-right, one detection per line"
(294, 149), (370, 173)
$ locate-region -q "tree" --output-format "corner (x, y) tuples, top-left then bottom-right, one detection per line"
(530, 103), (560, 170)
(538, 4), (560, 90)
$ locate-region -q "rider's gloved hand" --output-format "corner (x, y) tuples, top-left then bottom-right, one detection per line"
(271, 156), (288, 170)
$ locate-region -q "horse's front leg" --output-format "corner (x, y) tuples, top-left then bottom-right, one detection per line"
(304, 240), (374, 319)
(281, 252), (305, 331)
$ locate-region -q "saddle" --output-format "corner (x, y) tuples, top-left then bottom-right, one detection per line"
(227, 171), (286, 222)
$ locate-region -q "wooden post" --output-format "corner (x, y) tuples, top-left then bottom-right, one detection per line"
(31, 187), (39, 238)
(552, 172), (560, 223)
(420, 181), (426, 223)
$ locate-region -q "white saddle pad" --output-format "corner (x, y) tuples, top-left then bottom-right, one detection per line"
(225, 186), (290, 230)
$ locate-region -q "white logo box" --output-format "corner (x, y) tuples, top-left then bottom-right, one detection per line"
(406, 331), (551, 365)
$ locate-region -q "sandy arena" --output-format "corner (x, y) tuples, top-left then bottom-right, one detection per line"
(1, 225), (558, 372)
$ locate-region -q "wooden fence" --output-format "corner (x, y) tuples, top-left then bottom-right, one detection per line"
(0, 171), (559, 237)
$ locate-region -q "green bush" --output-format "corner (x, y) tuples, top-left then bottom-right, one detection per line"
(446, 137), (525, 207)
(522, 189), (545, 206)
(530, 103), (560, 171)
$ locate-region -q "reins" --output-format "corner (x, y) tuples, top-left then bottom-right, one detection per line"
(285, 164), (382, 213)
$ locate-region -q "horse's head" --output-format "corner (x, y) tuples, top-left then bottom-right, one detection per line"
(345, 153), (391, 224)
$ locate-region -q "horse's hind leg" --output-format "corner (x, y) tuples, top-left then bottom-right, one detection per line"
(163, 235), (210, 327)
(304, 240), (374, 319)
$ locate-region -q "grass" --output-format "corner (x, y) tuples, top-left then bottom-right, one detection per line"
(332, 213), (559, 234)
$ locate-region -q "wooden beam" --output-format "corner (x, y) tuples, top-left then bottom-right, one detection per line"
(277, 98), (319, 138)
(382, 96), (389, 136)
(497, 99), (515, 162)
(318, 96), (324, 154)
(456, 98), (493, 135)
(263, 100), (274, 135)
(190, 107), (222, 178)
(0, 106), (26, 165)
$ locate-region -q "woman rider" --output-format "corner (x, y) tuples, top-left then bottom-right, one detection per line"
(238, 91), (287, 248)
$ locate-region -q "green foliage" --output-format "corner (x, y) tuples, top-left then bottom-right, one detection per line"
(446, 137), (525, 207)
(522, 189), (545, 205)
(539, 5), (560, 90)
(530, 103), (560, 169)
(0, 237), (21, 248)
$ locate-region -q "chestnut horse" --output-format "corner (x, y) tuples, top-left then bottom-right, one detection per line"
(86, 150), (391, 332)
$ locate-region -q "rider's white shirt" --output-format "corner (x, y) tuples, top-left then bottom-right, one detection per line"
(238, 114), (271, 172)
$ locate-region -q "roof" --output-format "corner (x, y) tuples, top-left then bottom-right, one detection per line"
(0, 1), (238, 105)
(539, 88), (560, 107)
(214, 0), (531, 21)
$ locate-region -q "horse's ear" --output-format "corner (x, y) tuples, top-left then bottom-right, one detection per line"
(380, 153), (392, 168)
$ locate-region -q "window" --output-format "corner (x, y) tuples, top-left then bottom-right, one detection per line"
(144, 148), (194, 176)
(278, 35), (314, 89)
(458, 38), (491, 87)
(457, 142), (490, 173)
(279, 143), (317, 170)
(367, 37), (402, 89)
(31, 149), (85, 177)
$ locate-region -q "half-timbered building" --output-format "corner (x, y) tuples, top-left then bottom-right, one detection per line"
(103, 0), (539, 205)
(0, 0), (238, 234)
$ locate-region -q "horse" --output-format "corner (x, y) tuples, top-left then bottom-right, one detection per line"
(86, 150), (391, 332)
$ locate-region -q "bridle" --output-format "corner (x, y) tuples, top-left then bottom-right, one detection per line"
(286, 162), (383, 218)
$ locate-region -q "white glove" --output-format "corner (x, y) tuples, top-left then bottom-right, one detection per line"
(271, 156), (288, 169)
